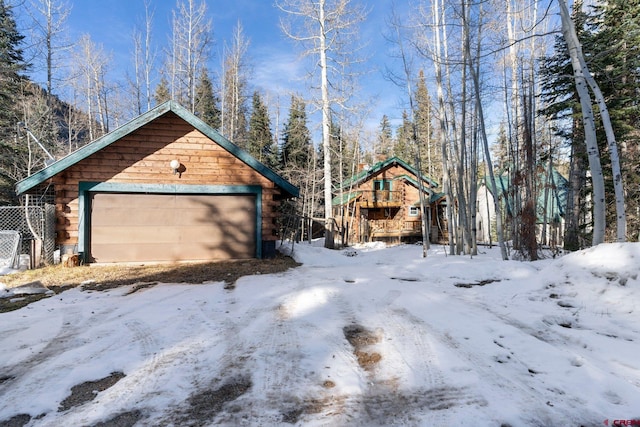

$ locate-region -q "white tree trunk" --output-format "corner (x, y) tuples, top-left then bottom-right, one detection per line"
(319, 0), (335, 249)
(463, 1), (508, 260)
(558, 0), (606, 245)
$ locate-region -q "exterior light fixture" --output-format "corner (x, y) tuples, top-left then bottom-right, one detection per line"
(170, 159), (180, 175)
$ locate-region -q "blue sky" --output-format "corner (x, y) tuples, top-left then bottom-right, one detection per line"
(23, 0), (413, 140)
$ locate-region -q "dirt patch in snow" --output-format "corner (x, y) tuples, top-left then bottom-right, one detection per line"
(92, 409), (143, 427)
(58, 371), (126, 412)
(167, 376), (252, 426)
(343, 324), (383, 371)
(0, 254), (300, 313)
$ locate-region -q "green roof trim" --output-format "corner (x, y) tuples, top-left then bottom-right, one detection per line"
(15, 101), (299, 198)
(392, 174), (435, 196)
(479, 165), (569, 222)
(339, 157), (438, 190)
(331, 191), (362, 206)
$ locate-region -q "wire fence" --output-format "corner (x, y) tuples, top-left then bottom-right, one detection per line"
(0, 230), (21, 269)
(0, 204), (56, 268)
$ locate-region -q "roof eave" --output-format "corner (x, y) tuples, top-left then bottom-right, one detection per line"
(16, 101), (299, 199)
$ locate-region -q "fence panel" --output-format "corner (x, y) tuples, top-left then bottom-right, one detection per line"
(0, 205), (56, 267)
(0, 230), (21, 269)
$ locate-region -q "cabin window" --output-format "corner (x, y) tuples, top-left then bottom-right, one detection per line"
(373, 179), (392, 191)
(373, 179), (392, 202)
(409, 206), (420, 217)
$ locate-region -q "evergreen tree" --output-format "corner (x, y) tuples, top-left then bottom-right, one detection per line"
(247, 91), (275, 167)
(393, 110), (413, 163)
(0, 0), (29, 204)
(541, 0), (640, 244)
(376, 115), (393, 159)
(281, 95), (311, 169)
(194, 68), (221, 130)
(539, 1), (591, 249)
(490, 123), (510, 172)
(589, 0), (640, 241)
(154, 76), (170, 105)
(414, 70), (438, 179)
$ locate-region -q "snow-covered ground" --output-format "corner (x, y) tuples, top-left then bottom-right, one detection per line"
(1, 242), (639, 426)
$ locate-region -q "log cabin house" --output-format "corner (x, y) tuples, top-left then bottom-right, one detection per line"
(15, 101), (299, 264)
(333, 157), (446, 245)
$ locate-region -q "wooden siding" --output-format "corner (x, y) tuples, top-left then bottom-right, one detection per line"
(336, 164), (440, 244)
(51, 112), (283, 250)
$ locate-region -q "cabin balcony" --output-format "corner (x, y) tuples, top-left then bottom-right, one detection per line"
(357, 190), (403, 208)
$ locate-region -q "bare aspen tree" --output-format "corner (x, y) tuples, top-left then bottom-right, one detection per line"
(556, 0), (626, 242)
(221, 21), (250, 144)
(70, 35), (112, 140)
(132, 30), (144, 115)
(26, 0), (70, 97)
(277, 0), (367, 249)
(465, 46), (509, 260)
(419, 0), (455, 254)
(130, 0), (156, 114)
(557, 0), (606, 245)
(168, 0), (212, 111)
(385, 7), (429, 257)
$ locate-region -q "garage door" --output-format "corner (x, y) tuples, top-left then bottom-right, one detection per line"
(90, 193), (256, 263)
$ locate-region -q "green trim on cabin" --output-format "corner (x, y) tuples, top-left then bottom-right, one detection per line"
(373, 179), (392, 192)
(393, 174), (435, 196)
(16, 100), (298, 198)
(339, 156), (438, 190)
(77, 181), (263, 263)
(331, 191), (362, 206)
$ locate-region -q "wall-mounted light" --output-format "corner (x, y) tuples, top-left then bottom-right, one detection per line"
(170, 159), (180, 175)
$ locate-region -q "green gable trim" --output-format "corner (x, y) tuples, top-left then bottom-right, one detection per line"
(393, 174), (435, 196)
(339, 157), (438, 190)
(479, 164), (569, 223)
(16, 101), (298, 198)
(77, 181), (263, 263)
(331, 191), (361, 206)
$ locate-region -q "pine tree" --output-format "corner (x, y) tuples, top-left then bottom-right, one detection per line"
(393, 110), (413, 163)
(541, 0), (639, 244)
(376, 115), (393, 159)
(414, 70), (438, 179)
(0, 0), (29, 204)
(248, 91), (275, 166)
(281, 95), (311, 170)
(539, 1), (591, 249)
(154, 76), (170, 105)
(589, 0), (640, 241)
(194, 68), (221, 129)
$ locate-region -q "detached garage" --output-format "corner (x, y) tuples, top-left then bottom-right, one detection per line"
(15, 101), (298, 264)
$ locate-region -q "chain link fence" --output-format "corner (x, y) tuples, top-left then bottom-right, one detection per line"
(0, 230), (21, 269)
(0, 204), (56, 268)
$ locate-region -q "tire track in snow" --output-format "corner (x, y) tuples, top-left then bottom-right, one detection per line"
(0, 302), (85, 395)
(121, 319), (163, 404)
(397, 299), (600, 426)
(373, 291), (450, 426)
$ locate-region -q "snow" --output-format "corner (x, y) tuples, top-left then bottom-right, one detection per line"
(1, 241), (639, 426)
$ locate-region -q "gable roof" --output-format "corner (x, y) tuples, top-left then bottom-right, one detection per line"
(479, 165), (569, 222)
(339, 157), (439, 190)
(15, 101), (299, 198)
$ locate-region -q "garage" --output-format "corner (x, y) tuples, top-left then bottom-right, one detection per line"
(90, 193), (256, 263)
(15, 101), (298, 264)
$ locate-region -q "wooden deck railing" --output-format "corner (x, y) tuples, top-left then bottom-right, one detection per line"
(358, 190), (403, 207)
(369, 219), (422, 235)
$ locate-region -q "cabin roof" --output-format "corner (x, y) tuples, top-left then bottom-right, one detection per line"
(338, 157), (439, 190)
(480, 165), (569, 221)
(15, 101), (299, 198)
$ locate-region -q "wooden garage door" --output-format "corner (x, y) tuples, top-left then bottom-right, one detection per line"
(90, 193), (256, 263)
